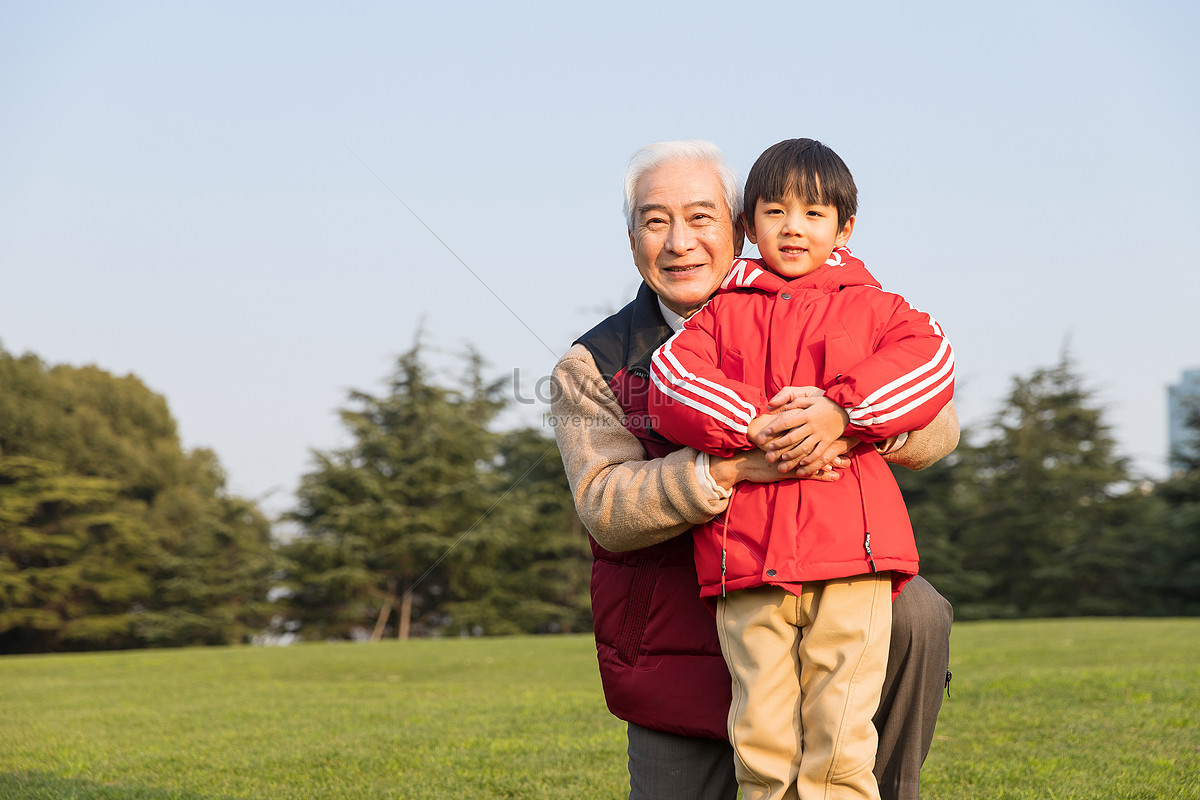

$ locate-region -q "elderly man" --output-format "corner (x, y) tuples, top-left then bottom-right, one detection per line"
(551, 139), (958, 800)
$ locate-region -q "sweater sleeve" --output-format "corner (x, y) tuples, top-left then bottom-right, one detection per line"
(647, 302), (771, 458)
(550, 345), (728, 552)
(882, 398), (960, 470)
(823, 290), (955, 443)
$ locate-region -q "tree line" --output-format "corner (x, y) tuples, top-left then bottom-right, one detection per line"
(0, 348), (276, 653)
(1, 341), (1197, 654)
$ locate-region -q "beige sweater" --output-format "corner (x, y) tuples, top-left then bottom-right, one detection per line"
(551, 343), (960, 553)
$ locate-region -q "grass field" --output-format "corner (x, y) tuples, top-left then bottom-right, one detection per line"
(1, 618), (1197, 799)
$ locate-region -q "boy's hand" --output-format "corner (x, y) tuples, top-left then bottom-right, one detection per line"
(746, 412), (781, 450)
(747, 387), (829, 444)
(752, 394), (850, 468)
(767, 385), (826, 411)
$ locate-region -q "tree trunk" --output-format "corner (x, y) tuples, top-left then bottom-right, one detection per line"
(371, 593), (395, 642)
(398, 590), (413, 640)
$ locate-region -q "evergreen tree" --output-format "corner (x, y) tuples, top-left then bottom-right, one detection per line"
(959, 354), (1141, 618)
(1141, 397), (1200, 614)
(137, 449), (278, 646)
(441, 427), (592, 635)
(282, 340), (507, 639)
(0, 456), (151, 652)
(0, 346), (275, 652)
(890, 441), (991, 612)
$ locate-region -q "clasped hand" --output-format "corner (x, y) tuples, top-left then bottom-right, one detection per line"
(747, 386), (855, 477)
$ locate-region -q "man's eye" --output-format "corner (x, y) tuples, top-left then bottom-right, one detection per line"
(692, 214), (713, 223)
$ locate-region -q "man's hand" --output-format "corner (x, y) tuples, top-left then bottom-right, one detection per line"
(750, 387), (851, 469)
(708, 448), (844, 491)
(776, 436), (857, 475)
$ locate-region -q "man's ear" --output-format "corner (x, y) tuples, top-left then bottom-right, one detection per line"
(733, 215), (746, 257)
(739, 212), (756, 248)
(628, 228), (636, 253)
(836, 215), (856, 247)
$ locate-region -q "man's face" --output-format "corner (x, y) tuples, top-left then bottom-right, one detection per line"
(628, 160), (740, 319)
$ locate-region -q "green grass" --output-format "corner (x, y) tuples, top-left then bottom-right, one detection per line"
(925, 618), (1200, 800)
(1, 619), (1197, 799)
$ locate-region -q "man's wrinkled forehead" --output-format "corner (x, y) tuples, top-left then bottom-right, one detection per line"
(633, 160), (729, 217)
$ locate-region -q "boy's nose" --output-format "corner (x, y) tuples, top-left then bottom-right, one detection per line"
(780, 211), (804, 236)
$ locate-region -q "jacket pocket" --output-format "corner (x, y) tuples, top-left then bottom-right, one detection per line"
(821, 330), (866, 388)
(721, 348), (746, 383)
(616, 559), (658, 666)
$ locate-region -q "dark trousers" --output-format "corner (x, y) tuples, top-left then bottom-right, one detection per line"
(625, 576), (952, 800)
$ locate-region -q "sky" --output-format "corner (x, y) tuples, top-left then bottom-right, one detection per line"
(2, 1), (1197, 516)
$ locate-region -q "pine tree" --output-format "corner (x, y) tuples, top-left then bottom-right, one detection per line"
(441, 427), (592, 635)
(137, 449), (278, 646)
(960, 354), (1141, 617)
(890, 442), (992, 612)
(0, 346), (275, 652)
(0, 456), (151, 652)
(282, 340), (506, 639)
(1141, 396), (1200, 614)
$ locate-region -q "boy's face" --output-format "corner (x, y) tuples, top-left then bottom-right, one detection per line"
(746, 194), (854, 279)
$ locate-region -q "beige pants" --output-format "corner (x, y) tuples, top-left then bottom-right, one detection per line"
(715, 576), (893, 800)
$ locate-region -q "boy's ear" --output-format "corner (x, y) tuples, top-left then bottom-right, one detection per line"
(741, 211), (757, 246)
(836, 215), (856, 247)
(733, 214), (746, 256)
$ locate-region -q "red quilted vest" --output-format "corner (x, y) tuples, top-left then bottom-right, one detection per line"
(576, 283), (730, 740)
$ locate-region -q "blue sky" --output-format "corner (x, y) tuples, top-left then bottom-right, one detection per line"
(2, 1), (1197, 514)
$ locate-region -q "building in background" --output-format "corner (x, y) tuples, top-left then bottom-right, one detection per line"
(1168, 367), (1200, 469)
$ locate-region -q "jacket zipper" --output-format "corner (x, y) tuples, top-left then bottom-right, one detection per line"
(851, 454), (878, 573)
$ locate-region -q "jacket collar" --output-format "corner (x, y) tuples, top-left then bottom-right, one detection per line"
(719, 247), (880, 296)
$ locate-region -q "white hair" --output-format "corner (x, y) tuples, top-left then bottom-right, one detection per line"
(622, 139), (743, 233)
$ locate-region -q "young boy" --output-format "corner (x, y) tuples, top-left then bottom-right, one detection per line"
(647, 138), (954, 800)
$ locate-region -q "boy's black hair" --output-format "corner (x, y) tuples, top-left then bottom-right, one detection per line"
(743, 138), (858, 233)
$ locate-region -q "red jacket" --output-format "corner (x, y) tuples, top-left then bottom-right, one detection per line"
(648, 248), (954, 598)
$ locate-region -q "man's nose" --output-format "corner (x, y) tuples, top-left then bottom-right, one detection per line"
(666, 223), (697, 254)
